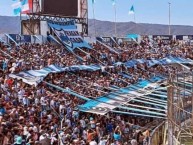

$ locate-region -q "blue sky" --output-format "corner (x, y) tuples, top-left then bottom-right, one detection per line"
(1, 0), (193, 26)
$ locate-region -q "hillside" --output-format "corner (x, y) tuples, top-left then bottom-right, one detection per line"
(0, 16), (20, 34)
(88, 19), (193, 36)
(1, 16), (193, 36)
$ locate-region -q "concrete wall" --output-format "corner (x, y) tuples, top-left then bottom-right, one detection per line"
(40, 21), (49, 36)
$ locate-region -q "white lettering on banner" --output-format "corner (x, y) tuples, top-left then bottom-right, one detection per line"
(161, 36), (170, 40)
(81, 107), (110, 115)
(53, 28), (73, 48)
(79, 103), (114, 115)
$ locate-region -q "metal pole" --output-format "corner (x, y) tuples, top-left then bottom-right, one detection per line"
(114, 4), (117, 37)
(20, 12), (22, 44)
(168, 76), (174, 145)
(134, 12), (137, 34)
(92, 2), (96, 37)
(134, 12), (136, 23)
(168, 2), (171, 35)
(19, 9), (22, 34)
(192, 71), (193, 140)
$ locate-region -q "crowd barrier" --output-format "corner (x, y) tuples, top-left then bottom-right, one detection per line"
(148, 121), (166, 145)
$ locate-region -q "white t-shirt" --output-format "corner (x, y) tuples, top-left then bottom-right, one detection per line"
(35, 98), (39, 105)
(40, 97), (46, 105)
(33, 126), (38, 133)
(99, 140), (107, 145)
(89, 141), (97, 145)
(80, 119), (86, 128)
(50, 99), (55, 107)
(65, 119), (71, 128)
(9, 67), (16, 73)
(18, 89), (25, 98)
(82, 130), (87, 140)
(59, 104), (65, 114)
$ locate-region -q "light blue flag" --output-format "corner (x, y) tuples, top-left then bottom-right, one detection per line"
(111, 0), (116, 6)
(13, 8), (21, 15)
(129, 5), (135, 14)
(11, 1), (22, 15)
(92, 0), (96, 4)
(21, 0), (28, 5)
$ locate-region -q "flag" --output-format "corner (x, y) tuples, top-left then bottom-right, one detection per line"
(129, 5), (135, 14)
(21, 0), (33, 14)
(21, 0), (29, 13)
(111, 0), (116, 6)
(11, 2), (22, 15)
(92, 0), (96, 4)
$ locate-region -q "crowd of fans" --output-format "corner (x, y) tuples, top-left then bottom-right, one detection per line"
(0, 37), (192, 145)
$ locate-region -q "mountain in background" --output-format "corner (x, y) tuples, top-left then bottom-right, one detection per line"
(88, 19), (193, 36)
(0, 16), (20, 34)
(1, 16), (193, 36)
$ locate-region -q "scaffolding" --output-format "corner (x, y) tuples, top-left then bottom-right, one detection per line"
(22, 0), (88, 35)
(167, 70), (193, 145)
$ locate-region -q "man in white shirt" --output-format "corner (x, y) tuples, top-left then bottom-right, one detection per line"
(18, 89), (25, 103)
(89, 140), (97, 145)
(98, 136), (109, 145)
(80, 117), (86, 129)
(40, 96), (47, 111)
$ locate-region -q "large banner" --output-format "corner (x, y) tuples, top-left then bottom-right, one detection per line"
(48, 21), (91, 51)
(153, 35), (172, 44)
(78, 76), (166, 115)
(8, 34), (31, 44)
(96, 37), (118, 47)
(176, 35), (193, 41)
(9, 64), (101, 86)
(124, 56), (193, 68)
(9, 57), (193, 86)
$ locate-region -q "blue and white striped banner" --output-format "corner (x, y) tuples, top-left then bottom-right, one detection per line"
(124, 56), (193, 68)
(79, 76), (166, 115)
(9, 56), (193, 86)
(9, 64), (102, 86)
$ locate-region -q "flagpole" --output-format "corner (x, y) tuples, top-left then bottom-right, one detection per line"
(134, 12), (136, 23)
(92, 2), (97, 37)
(168, 2), (171, 35)
(114, 4), (117, 37)
(20, 12), (22, 33)
(20, 11), (22, 44)
(129, 5), (136, 33)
